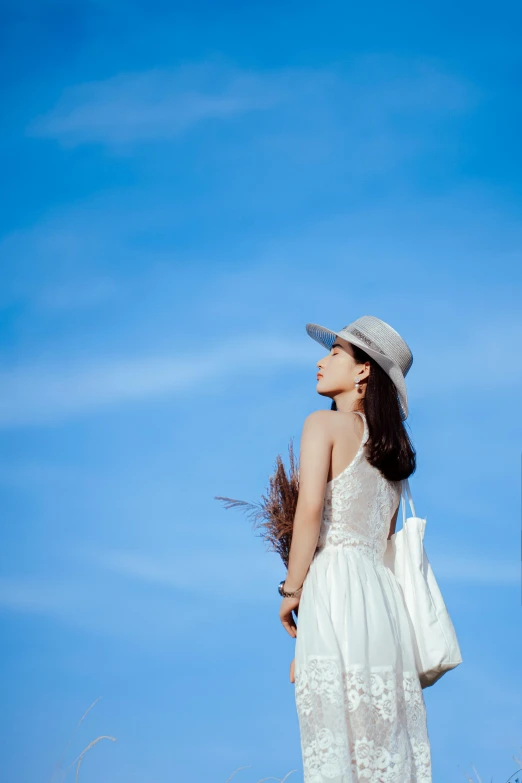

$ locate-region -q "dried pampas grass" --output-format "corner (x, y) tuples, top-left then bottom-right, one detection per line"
(214, 438), (299, 569)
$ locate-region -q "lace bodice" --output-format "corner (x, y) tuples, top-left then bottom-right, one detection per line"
(316, 411), (402, 566)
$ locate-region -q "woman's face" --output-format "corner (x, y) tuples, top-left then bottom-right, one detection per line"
(316, 337), (365, 396)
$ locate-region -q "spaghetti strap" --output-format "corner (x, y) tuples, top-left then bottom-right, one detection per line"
(352, 409), (369, 445)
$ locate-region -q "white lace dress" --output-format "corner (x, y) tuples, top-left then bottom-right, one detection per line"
(294, 411), (432, 782)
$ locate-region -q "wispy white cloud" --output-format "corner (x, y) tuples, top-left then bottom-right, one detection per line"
(0, 545), (280, 640)
(0, 576), (81, 613)
(86, 546), (280, 597)
(27, 62), (287, 148)
(0, 334), (311, 428)
(0, 460), (84, 486)
(0, 56), (485, 322)
(1, 305), (520, 429)
(26, 56), (477, 151)
(0, 573), (219, 641)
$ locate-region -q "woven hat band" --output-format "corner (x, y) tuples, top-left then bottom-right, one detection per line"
(342, 317), (413, 377)
(345, 326), (386, 355)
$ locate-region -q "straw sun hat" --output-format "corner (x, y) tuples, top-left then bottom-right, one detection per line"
(305, 315), (413, 420)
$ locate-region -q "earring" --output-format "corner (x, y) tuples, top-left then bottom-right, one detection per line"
(354, 379), (361, 392)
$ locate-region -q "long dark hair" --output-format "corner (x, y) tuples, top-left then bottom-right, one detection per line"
(330, 342), (416, 482)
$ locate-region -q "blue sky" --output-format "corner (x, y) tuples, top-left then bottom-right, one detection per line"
(1, 1), (521, 781)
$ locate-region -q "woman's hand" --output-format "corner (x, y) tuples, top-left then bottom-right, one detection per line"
(290, 657), (295, 683)
(279, 594), (300, 638)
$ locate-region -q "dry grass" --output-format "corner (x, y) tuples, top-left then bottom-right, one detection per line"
(457, 749), (522, 783)
(49, 704), (299, 782)
(47, 697), (521, 782)
(48, 696), (300, 783)
(49, 697), (116, 783)
(214, 437), (300, 569)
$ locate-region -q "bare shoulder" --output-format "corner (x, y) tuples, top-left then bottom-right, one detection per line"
(303, 409), (336, 426)
(302, 409), (338, 434)
(304, 409), (361, 432)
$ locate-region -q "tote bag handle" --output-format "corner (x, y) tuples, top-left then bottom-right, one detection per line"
(401, 477), (416, 525)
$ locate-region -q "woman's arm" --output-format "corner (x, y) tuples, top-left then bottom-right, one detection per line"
(283, 411), (333, 592)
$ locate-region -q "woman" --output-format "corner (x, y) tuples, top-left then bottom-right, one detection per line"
(279, 315), (432, 782)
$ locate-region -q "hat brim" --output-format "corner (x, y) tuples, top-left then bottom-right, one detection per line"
(305, 322), (409, 420)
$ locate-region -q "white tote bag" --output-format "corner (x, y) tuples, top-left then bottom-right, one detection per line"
(383, 478), (463, 689)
